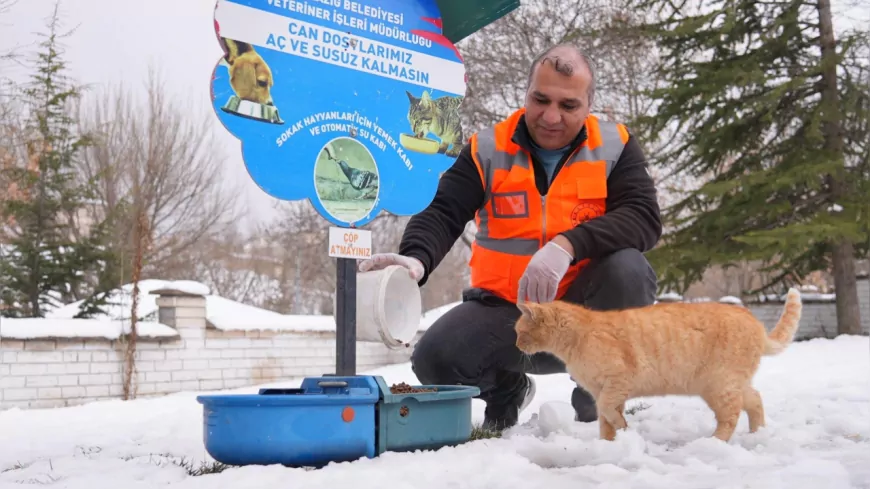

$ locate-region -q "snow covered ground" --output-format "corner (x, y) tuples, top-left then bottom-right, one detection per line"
(1, 335), (868, 489)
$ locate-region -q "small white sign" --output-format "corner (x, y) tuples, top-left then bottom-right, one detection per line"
(328, 227), (372, 260)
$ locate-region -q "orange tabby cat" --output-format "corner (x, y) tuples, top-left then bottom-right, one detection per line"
(515, 288), (802, 442)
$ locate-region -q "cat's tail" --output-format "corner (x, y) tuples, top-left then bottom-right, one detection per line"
(763, 288), (802, 355)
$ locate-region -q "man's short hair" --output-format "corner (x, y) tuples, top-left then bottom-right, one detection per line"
(527, 44), (597, 107)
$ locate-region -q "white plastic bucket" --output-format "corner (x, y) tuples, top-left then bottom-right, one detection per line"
(334, 265), (422, 349)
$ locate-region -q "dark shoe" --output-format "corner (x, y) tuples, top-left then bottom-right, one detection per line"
(481, 375), (537, 431)
(572, 385), (598, 422)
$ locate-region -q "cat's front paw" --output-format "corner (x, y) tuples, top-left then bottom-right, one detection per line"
(599, 418), (617, 441)
(612, 415), (628, 430)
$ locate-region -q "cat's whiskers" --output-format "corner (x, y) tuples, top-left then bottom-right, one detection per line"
(520, 351), (535, 372)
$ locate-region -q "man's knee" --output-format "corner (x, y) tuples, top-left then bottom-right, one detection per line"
(598, 248), (656, 285)
(587, 248), (657, 309)
(410, 323), (476, 386)
(410, 329), (441, 384)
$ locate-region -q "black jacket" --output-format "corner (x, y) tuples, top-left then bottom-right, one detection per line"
(398, 115), (662, 286)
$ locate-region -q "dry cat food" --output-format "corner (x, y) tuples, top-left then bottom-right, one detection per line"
(389, 382), (438, 394)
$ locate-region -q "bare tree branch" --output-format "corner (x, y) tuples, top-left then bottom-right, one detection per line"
(76, 66), (243, 280)
(0, 0), (21, 68)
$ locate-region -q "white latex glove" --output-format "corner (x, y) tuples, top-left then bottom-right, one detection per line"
(517, 242), (573, 303)
(358, 253), (425, 282)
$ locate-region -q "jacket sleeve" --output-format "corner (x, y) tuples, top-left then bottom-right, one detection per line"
(559, 133), (662, 262)
(398, 144), (484, 286)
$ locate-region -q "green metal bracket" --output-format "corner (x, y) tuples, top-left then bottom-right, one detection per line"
(436, 0), (522, 44)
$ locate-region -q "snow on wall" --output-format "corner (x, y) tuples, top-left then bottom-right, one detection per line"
(45, 279), (339, 332)
(1, 319), (178, 340)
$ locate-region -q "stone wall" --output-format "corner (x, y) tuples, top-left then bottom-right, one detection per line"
(0, 287), (418, 410)
(745, 277), (870, 339)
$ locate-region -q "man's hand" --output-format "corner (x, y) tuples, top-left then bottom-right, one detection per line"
(517, 240), (574, 303)
(358, 253), (425, 282)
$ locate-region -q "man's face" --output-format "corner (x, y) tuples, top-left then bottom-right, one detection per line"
(523, 58), (592, 150)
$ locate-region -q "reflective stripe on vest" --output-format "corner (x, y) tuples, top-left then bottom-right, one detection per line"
(468, 110), (629, 302)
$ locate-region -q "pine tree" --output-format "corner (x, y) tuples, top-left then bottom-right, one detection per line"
(0, 5), (114, 318)
(70, 215), (124, 318)
(840, 40), (870, 262)
(632, 0), (869, 334)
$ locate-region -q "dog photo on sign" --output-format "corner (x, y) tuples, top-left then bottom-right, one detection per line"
(217, 37), (284, 125)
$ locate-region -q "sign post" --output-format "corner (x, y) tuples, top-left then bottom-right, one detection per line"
(210, 0), (466, 376)
(334, 257), (356, 375)
(328, 226), (372, 375)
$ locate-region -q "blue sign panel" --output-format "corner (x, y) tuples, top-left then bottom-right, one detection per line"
(211, 0), (467, 227)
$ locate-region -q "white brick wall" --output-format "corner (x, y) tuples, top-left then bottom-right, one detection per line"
(1, 289), (419, 410)
(0, 330), (420, 410)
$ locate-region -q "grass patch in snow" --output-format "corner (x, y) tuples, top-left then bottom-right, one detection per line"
(469, 425), (503, 440)
(1, 461), (27, 473)
(625, 402), (652, 416)
(175, 458), (235, 476)
(121, 452), (235, 476)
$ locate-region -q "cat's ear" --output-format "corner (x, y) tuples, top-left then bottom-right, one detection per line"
(420, 91), (432, 105)
(405, 91), (416, 103)
(517, 301), (541, 322)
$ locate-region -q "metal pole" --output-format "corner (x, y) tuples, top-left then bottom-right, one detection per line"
(293, 252), (301, 312)
(334, 257), (357, 375)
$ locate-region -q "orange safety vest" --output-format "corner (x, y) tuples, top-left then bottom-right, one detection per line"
(468, 109), (630, 303)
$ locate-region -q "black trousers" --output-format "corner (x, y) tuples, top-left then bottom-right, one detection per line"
(410, 248), (658, 421)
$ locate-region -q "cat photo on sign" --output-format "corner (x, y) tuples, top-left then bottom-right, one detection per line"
(401, 90), (465, 157)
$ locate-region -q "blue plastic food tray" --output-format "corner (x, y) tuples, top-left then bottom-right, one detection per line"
(196, 375), (480, 467)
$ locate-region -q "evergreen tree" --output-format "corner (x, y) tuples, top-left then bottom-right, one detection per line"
(840, 39), (870, 261)
(632, 0), (869, 334)
(0, 6), (115, 318)
(70, 214), (125, 318)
